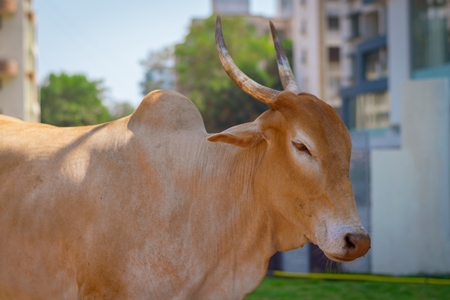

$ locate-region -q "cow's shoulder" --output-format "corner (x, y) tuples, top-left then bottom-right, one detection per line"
(128, 90), (206, 133)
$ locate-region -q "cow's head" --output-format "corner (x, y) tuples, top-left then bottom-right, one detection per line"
(208, 17), (370, 262)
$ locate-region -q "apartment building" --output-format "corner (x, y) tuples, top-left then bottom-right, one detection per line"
(335, 0), (450, 276)
(292, 0), (343, 110)
(0, 0), (39, 122)
(370, 0), (450, 276)
(339, 0), (450, 132)
(212, 0), (293, 40)
(212, 0), (250, 15)
(339, 0), (389, 130)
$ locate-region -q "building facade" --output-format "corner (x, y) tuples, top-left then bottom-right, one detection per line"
(292, 0), (343, 110)
(341, 0), (450, 131)
(277, 0), (295, 19)
(339, 0), (389, 129)
(212, 0), (250, 15)
(211, 0), (293, 40)
(0, 0), (39, 122)
(285, 0), (450, 276)
(370, 0), (450, 276)
(336, 0), (450, 275)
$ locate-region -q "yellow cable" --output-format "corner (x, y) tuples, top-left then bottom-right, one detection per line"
(272, 271), (450, 285)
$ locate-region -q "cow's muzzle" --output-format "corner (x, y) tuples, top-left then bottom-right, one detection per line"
(325, 232), (371, 262)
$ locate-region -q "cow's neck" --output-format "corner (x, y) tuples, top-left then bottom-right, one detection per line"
(191, 141), (274, 294)
(133, 134), (275, 296)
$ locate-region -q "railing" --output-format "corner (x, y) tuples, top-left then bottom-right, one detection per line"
(0, 59), (18, 78)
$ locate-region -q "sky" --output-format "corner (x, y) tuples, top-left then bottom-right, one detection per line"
(34, 0), (276, 107)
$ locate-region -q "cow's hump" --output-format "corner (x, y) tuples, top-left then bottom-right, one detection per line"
(128, 90), (205, 133)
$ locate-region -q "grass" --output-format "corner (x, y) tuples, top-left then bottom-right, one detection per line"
(246, 277), (450, 300)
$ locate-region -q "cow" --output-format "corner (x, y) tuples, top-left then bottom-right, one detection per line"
(0, 17), (370, 299)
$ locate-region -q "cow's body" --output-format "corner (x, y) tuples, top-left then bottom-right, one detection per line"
(0, 18), (370, 299)
(0, 90), (272, 298)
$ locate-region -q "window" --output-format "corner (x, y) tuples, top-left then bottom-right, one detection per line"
(350, 14), (360, 39)
(279, 0), (293, 19)
(349, 54), (356, 84)
(301, 49), (308, 64)
(327, 16), (340, 31)
(328, 47), (341, 63)
(364, 47), (388, 80)
(280, 0), (290, 9)
(349, 91), (390, 129)
(365, 11), (379, 39)
(300, 20), (307, 35)
(410, 0), (450, 71)
(329, 77), (341, 89)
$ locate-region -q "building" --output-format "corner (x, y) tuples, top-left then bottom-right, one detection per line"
(0, 0), (39, 122)
(369, 0), (450, 276)
(331, 0), (450, 276)
(291, 0), (343, 110)
(277, 0), (295, 19)
(211, 0), (293, 41)
(212, 0), (250, 15)
(340, 0), (389, 130)
(339, 0), (450, 131)
(282, 0), (450, 276)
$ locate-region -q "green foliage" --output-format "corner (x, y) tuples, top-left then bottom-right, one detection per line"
(40, 73), (112, 126)
(248, 277), (450, 300)
(175, 15), (292, 132)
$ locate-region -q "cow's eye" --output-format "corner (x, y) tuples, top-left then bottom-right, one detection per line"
(292, 142), (311, 156)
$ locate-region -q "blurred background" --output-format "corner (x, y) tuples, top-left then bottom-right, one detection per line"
(0, 0), (449, 296)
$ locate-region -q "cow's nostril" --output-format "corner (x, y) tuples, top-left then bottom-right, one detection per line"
(345, 234), (356, 250)
(343, 232), (371, 259)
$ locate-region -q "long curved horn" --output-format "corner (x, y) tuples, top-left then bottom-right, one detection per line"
(269, 21), (302, 94)
(215, 16), (280, 106)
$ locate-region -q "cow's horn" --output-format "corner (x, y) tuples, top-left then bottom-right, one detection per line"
(269, 21), (302, 94)
(215, 16), (280, 106)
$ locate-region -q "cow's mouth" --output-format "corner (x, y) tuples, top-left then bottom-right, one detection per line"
(323, 252), (357, 263)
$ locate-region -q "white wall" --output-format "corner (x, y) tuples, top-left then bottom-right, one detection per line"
(371, 78), (450, 275)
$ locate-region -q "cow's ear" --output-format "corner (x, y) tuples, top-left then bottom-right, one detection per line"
(207, 122), (262, 148)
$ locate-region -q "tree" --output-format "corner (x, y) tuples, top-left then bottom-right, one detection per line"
(109, 101), (135, 119)
(175, 15), (292, 132)
(140, 47), (175, 96)
(40, 73), (112, 126)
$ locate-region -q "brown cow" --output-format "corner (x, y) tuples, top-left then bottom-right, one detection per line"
(0, 17), (369, 299)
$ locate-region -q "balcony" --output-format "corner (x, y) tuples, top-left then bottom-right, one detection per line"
(0, 0), (17, 15)
(362, 0), (378, 4)
(0, 59), (18, 78)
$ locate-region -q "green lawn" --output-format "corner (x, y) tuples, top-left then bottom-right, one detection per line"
(247, 277), (450, 300)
